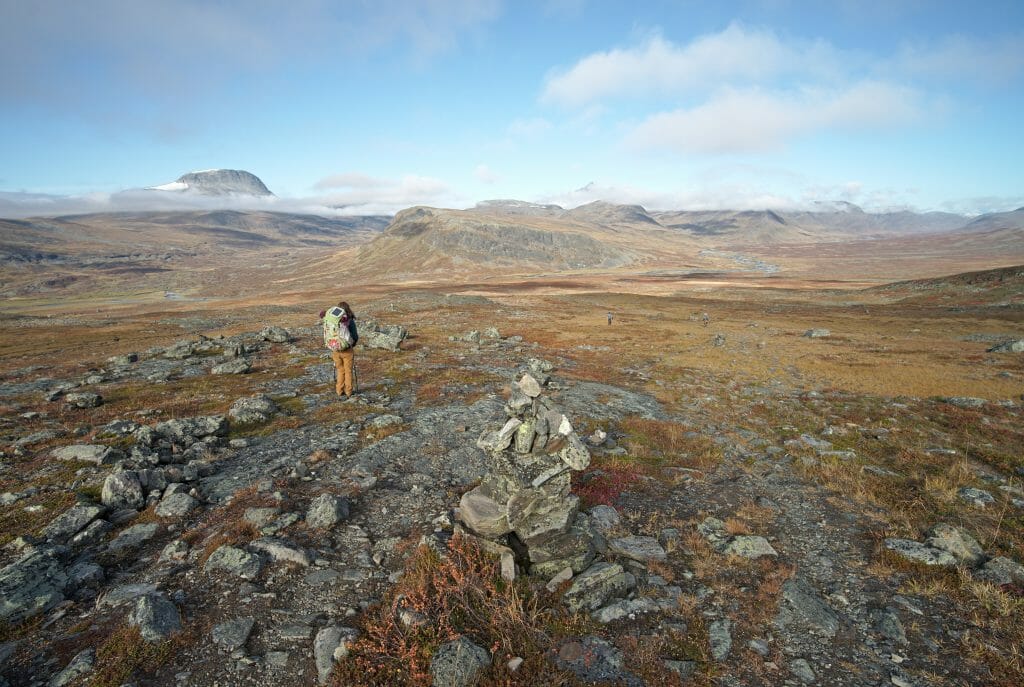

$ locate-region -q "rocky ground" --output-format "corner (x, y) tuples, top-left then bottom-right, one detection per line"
(0, 294), (1022, 687)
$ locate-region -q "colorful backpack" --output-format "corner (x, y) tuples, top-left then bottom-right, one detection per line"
(322, 306), (354, 351)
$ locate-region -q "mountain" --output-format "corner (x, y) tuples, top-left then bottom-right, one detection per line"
(148, 169), (274, 196)
(956, 207), (1024, 233)
(339, 205), (671, 280)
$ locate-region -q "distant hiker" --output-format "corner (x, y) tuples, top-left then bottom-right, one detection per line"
(607, 311), (613, 325)
(320, 301), (359, 397)
(701, 311), (710, 327)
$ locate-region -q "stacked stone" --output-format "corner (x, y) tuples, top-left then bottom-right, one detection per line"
(458, 368), (597, 579)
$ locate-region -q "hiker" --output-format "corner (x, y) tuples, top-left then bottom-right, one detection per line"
(319, 301), (359, 397)
(607, 311), (613, 325)
(701, 311), (710, 327)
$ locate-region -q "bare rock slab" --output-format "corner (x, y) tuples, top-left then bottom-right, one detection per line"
(129, 593), (181, 642)
(884, 538), (957, 567)
(213, 617), (255, 652)
(51, 445), (119, 465)
(608, 535), (667, 563)
(430, 636), (491, 687)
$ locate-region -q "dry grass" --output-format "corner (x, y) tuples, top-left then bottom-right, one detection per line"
(86, 621), (192, 687)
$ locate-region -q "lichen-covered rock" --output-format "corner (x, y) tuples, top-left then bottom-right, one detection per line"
(228, 395), (279, 425)
(722, 535), (778, 559)
(154, 415), (227, 445)
(314, 626), (359, 685)
(774, 578), (839, 639)
(211, 358), (251, 375)
(974, 556), (1024, 586)
(51, 445), (119, 465)
(884, 538), (956, 567)
(101, 471), (144, 510)
(430, 636), (491, 687)
(42, 504), (105, 542)
(306, 493), (351, 529)
(260, 326), (291, 343)
(48, 648), (95, 686)
(925, 524), (986, 567)
(562, 562), (634, 613)
(607, 535), (667, 563)
(129, 593), (181, 642)
(155, 492), (199, 518)
(204, 545), (262, 580)
(64, 392), (102, 408)
(212, 617), (255, 652)
(459, 487), (512, 538)
(0, 547), (68, 623)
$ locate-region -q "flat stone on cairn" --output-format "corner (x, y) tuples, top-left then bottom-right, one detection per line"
(458, 369), (596, 579)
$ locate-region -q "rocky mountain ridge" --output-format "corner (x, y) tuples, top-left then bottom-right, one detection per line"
(148, 170), (274, 197)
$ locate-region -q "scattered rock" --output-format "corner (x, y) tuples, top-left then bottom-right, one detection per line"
(430, 636), (491, 687)
(0, 547), (67, 622)
(51, 444), (119, 465)
(42, 504), (105, 542)
(47, 648), (95, 687)
(212, 617), (255, 652)
(607, 535), (667, 563)
(987, 339), (1024, 353)
(228, 394), (279, 425)
(884, 538), (956, 567)
(709, 618), (733, 661)
(211, 359), (251, 375)
(306, 493), (351, 529)
(128, 593), (182, 642)
(314, 626), (359, 685)
(563, 562), (634, 613)
(64, 392), (102, 408)
(721, 535), (778, 559)
(204, 545), (262, 580)
(775, 579), (839, 639)
(155, 492), (200, 518)
(974, 556), (1024, 586)
(790, 657), (817, 683)
(925, 524), (985, 566)
(957, 487), (995, 508)
(260, 326), (291, 343)
(101, 471), (144, 510)
(803, 329), (831, 338)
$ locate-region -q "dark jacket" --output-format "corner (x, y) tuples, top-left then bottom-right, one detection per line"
(346, 316), (359, 346)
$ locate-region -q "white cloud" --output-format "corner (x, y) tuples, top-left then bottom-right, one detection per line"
(541, 24), (844, 107)
(313, 173), (387, 191)
(625, 81), (924, 153)
(475, 164), (499, 183)
(0, 172), (455, 219)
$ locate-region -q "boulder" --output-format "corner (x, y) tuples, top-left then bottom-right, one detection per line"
(516, 373), (542, 398)
(51, 445), (119, 466)
(106, 523), (159, 555)
(314, 626), (359, 685)
(973, 556), (1024, 586)
(101, 471), (144, 510)
(562, 562), (634, 613)
(249, 538), (312, 567)
(260, 326), (291, 343)
(48, 648), (95, 687)
(153, 415), (227, 445)
(228, 395), (279, 425)
(359, 321), (407, 352)
(211, 359), (251, 375)
(987, 339), (1024, 353)
(0, 547), (68, 623)
(212, 617), (255, 652)
(204, 545), (262, 580)
(128, 593), (181, 642)
(64, 392), (102, 408)
(155, 492), (199, 518)
(42, 504), (105, 542)
(429, 636), (491, 687)
(925, 524), (986, 566)
(306, 493), (351, 529)
(803, 328), (830, 338)
(884, 538), (956, 566)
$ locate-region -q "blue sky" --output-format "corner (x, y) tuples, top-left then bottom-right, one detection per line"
(1, 0), (1023, 217)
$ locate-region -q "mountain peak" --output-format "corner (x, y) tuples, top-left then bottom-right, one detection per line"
(149, 169), (273, 196)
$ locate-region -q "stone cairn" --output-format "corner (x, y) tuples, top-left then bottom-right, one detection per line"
(456, 365), (597, 580)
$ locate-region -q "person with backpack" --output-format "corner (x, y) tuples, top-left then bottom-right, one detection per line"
(319, 301), (359, 397)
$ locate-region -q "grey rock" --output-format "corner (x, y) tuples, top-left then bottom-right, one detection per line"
(709, 618), (733, 661)
(107, 353), (138, 366)
(592, 597), (660, 624)
(974, 556), (1024, 586)
(42, 504), (105, 542)
(884, 538), (957, 567)
(588, 505), (621, 532)
(314, 626), (359, 684)
(873, 608), (907, 645)
(721, 535), (778, 559)
(563, 562), (633, 613)
(204, 545), (262, 580)
(101, 471), (144, 510)
(925, 523), (986, 566)
(212, 617), (255, 651)
(106, 523), (159, 555)
(430, 636), (491, 687)
(159, 539), (190, 562)
(228, 394), (279, 425)
(554, 635), (641, 687)
(64, 392), (102, 408)
(306, 493), (351, 529)
(265, 650), (290, 668)
(96, 583), (158, 608)
(249, 538), (311, 567)
(155, 492), (199, 518)
(48, 648), (95, 687)
(665, 660), (697, 678)
(790, 658), (817, 683)
(558, 432), (591, 471)
(128, 593), (181, 642)
(988, 339), (1024, 353)
(51, 444), (119, 465)
(517, 373), (542, 398)
(153, 415), (227, 444)
(607, 535), (667, 562)
(476, 418), (522, 452)
(747, 638), (770, 656)
(803, 328), (830, 338)
(512, 492), (579, 544)
(942, 396), (986, 409)
(367, 414), (403, 429)
(243, 507), (281, 528)
(211, 358), (251, 375)
(0, 547), (67, 622)
(459, 487), (511, 538)
(775, 579), (839, 639)
(957, 487), (995, 508)
(359, 320), (407, 351)
(260, 326), (291, 343)
(66, 561), (104, 591)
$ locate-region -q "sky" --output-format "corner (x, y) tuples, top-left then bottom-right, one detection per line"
(1, 0), (1023, 218)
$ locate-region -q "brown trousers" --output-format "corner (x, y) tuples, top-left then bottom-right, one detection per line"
(330, 349), (355, 396)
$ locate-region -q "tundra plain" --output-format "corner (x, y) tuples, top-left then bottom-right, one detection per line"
(0, 206), (1022, 687)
